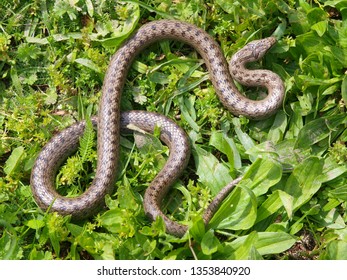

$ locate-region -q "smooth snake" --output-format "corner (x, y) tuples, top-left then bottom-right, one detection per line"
(30, 20), (284, 237)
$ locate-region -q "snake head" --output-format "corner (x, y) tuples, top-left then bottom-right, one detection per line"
(244, 37), (277, 61)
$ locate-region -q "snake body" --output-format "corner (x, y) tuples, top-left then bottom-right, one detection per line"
(30, 20), (284, 237)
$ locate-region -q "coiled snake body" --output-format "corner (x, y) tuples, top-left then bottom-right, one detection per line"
(31, 20), (284, 237)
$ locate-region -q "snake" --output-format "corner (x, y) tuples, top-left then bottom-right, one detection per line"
(30, 20), (284, 237)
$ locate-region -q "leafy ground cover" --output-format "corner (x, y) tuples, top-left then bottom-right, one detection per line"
(0, 0), (347, 260)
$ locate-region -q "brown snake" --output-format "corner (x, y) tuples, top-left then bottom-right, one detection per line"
(30, 20), (284, 237)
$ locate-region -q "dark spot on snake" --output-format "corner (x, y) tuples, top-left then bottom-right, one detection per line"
(151, 25), (157, 30)
(195, 31), (201, 36)
(210, 43), (218, 50)
(236, 75), (243, 81)
(203, 36), (208, 41)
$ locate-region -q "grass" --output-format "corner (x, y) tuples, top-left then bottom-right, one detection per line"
(0, 0), (347, 260)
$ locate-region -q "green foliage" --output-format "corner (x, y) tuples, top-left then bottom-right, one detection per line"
(57, 117), (96, 188)
(0, 0), (346, 260)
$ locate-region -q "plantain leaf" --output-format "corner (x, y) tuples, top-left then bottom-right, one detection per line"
(192, 144), (234, 195)
(207, 158), (282, 231)
(4, 146), (25, 176)
(201, 229), (220, 255)
(220, 232), (296, 259)
(324, 240), (347, 260)
(329, 184), (347, 201)
(342, 74), (347, 108)
(208, 181), (257, 230)
(284, 156), (324, 210)
(295, 114), (346, 150)
(242, 157), (283, 196)
(256, 190), (294, 224)
(232, 231), (259, 260)
(210, 130), (242, 171)
(74, 58), (102, 74)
